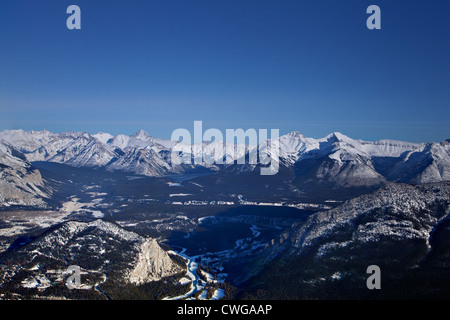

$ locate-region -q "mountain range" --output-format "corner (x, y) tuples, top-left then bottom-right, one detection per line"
(1, 129), (450, 299)
(0, 129), (449, 208)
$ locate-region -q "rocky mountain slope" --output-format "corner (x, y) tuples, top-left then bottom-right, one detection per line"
(243, 181), (450, 299)
(128, 238), (182, 284)
(0, 219), (185, 299)
(276, 182), (450, 256)
(0, 140), (51, 208)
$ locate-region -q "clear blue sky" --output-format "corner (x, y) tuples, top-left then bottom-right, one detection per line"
(0, 0), (449, 142)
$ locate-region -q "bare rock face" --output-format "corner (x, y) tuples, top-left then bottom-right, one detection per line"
(128, 239), (183, 285)
(0, 140), (51, 208)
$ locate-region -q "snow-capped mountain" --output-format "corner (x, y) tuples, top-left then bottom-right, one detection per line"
(373, 140), (450, 184)
(289, 132), (388, 188)
(277, 182), (450, 255)
(20, 219), (182, 282)
(0, 140), (51, 208)
(0, 129), (448, 187)
(110, 129), (178, 150)
(107, 146), (174, 176)
(0, 129), (56, 154)
(48, 133), (118, 167)
(92, 132), (114, 144)
(2, 130), (116, 165)
(276, 131), (449, 186)
(237, 131), (449, 191)
(0, 219), (184, 298)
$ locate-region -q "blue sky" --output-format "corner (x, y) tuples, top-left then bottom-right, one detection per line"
(0, 0), (449, 142)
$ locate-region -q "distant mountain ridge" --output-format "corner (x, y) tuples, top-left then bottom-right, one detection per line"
(0, 129), (449, 196)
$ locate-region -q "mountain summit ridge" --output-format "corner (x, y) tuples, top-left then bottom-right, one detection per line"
(0, 129), (448, 186)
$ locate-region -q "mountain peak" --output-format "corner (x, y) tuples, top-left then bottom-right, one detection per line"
(285, 131), (305, 138)
(132, 129), (152, 140)
(93, 132), (114, 144)
(326, 132), (352, 143)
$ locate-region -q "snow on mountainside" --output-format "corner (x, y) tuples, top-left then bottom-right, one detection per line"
(25, 132), (88, 162)
(110, 130), (177, 150)
(93, 132), (114, 144)
(244, 181), (450, 299)
(16, 219), (183, 284)
(0, 140), (51, 208)
(277, 132), (448, 186)
(386, 141), (450, 184)
(107, 146), (173, 176)
(0, 129), (449, 185)
(291, 132), (387, 187)
(0, 129), (55, 153)
(48, 134), (117, 167)
(224, 131), (449, 188)
(276, 182), (450, 256)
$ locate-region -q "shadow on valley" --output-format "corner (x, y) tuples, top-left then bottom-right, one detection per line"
(30, 162), (318, 288)
(167, 206), (315, 285)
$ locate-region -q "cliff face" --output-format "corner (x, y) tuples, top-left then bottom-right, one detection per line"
(128, 239), (183, 285)
(1, 219), (185, 297)
(0, 140), (51, 208)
